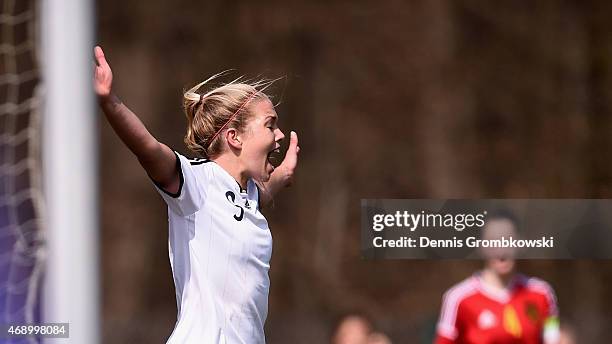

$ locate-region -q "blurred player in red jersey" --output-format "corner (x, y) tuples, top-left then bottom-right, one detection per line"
(435, 210), (560, 344)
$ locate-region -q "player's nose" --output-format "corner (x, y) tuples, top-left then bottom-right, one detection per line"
(275, 128), (285, 142)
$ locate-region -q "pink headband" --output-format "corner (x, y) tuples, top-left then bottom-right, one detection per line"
(206, 91), (258, 150)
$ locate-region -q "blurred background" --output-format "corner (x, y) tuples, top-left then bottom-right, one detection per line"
(94, 1), (612, 343)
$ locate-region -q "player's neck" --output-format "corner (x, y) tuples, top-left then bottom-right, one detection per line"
(212, 155), (249, 190)
(481, 268), (515, 290)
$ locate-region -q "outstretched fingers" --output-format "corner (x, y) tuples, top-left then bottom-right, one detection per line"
(94, 46), (108, 68)
(281, 130), (299, 187)
(283, 131), (299, 170)
(93, 45), (113, 98)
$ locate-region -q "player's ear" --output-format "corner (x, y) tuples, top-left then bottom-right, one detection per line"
(226, 128), (242, 150)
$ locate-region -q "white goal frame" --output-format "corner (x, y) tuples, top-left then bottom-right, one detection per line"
(41, 0), (99, 343)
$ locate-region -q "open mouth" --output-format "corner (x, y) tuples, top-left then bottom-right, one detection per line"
(266, 147), (281, 167)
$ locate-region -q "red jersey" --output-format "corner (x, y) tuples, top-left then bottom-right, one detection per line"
(435, 274), (559, 344)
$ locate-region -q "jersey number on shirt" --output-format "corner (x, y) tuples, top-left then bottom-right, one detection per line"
(225, 191), (244, 221)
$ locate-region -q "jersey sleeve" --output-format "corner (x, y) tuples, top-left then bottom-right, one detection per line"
(536, 280), (561, 344)
(151, 151), (207, 216)
(526, 277), (560, 344)
(543, 283), (559, 318)
(435, 289), (461, 344)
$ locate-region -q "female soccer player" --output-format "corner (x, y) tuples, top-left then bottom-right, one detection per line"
(93, 46), (299, 343)
(435, 211), (560, 344)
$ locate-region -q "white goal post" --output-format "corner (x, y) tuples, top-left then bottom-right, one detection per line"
(41, 0), (99, 343)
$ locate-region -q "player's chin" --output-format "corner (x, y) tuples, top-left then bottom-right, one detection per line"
(255, 159), (274, 182)
(263, 161), (275, 180)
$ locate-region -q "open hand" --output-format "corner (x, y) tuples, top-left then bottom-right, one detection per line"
(93, 46), (113, 99)
(278, 131), (300, 187)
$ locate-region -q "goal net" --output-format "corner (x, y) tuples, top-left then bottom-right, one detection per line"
(0, 1), (45, 342)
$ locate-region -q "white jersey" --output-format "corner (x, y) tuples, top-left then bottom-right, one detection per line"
(152, 152), (272, 344)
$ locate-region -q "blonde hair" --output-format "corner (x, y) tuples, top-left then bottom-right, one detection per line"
(183, 73), (275, 158)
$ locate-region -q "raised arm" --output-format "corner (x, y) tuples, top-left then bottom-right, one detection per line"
(94, 46), (180, 194)
(260, 131), (300, 207)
